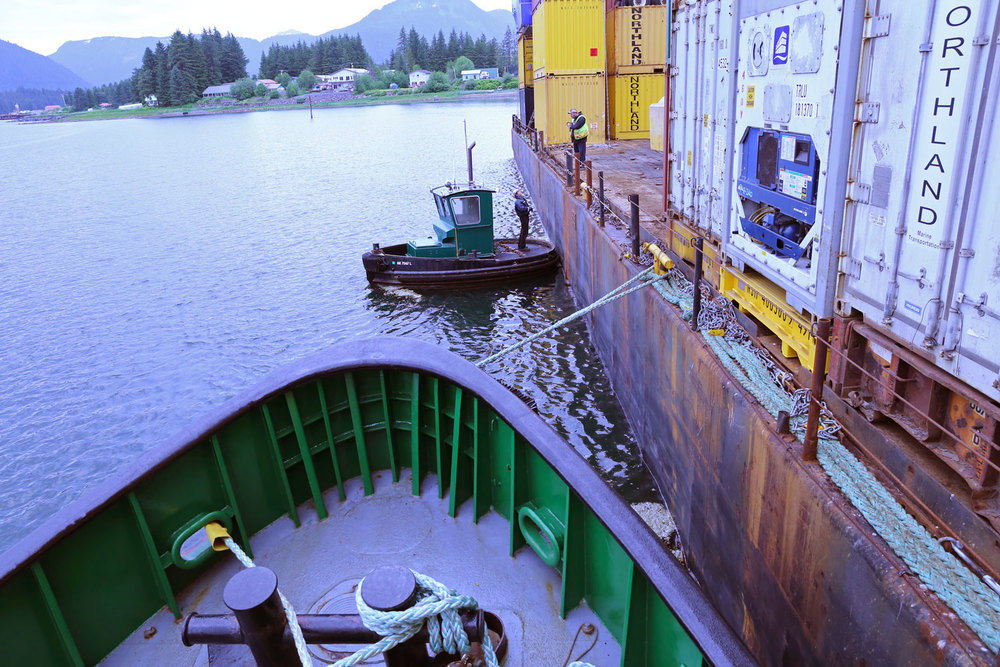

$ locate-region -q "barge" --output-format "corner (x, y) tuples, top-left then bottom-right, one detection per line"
(516, 0), (1000, 664)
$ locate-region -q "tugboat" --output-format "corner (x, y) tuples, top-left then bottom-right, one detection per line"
(362, 140), (559, 287)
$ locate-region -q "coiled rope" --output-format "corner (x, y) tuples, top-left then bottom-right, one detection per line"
(648, 268), (1000, 652)
(332, 570), (499, 667)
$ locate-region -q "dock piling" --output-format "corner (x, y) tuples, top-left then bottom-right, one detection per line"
(585, 160), (593, 207)
(566, 152), (573, 188)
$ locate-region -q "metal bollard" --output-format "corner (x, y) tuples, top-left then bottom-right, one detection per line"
(691, 237), (704, 330)
(362, 566), (430, 666)
(629, 194), (640, 259)
(566, 151), (574, 188)
(598, 171), (605, 227)
(573, 156), (581, 196)
(803, 318), (833, 461)
(585, 160), (593, 208)
(222, 567), (299, 667)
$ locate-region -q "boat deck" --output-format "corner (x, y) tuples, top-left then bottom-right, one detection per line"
(102, 473), (620, 666)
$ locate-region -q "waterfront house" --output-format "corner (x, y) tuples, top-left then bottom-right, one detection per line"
(202, 84), (232, 98)
(409, 70), (432, 87)
(461, 68), (499, 81)
(328, 68), (369, 92)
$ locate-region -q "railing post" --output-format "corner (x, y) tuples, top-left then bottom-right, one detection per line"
(574, 156), (581, 196)
(598, 171), (605, 227)
(585, 160), (593, 208)
(223, 567), (299, 667)
(629, 194), (640, 259)
(803, 318), (834, 461)
(566, 151), (574, 188)
(691, 237), (704, 330)
(538, 131), (544, 152)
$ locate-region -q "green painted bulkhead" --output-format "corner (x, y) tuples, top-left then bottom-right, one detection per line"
(408, 185), (496, 258)
(0, 340), (746, 666)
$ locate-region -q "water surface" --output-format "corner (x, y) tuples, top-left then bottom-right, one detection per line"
(0, 101), (652, 551)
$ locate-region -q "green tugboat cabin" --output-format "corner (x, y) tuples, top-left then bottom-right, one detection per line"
(407, 184), (496, 258)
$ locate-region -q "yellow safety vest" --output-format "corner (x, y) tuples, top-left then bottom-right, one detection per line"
(572, 116), (589, 140)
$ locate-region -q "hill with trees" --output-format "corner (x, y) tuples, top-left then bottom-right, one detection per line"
(45, 0), (511, 86)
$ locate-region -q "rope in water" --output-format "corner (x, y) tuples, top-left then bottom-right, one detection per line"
(224, 537), (314, 666)
(647, 269), (1000, 652)
(477, 265), (664, 367)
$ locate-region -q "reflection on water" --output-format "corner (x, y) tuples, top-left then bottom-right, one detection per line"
(0, 101), (654, 552)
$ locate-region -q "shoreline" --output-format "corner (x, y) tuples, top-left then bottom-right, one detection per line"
(12, 89), (518, 123)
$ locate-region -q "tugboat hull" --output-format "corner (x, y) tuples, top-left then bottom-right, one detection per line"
(363, 238), (560, 287)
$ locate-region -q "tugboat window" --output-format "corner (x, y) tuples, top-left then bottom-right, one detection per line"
(451, 196), (481, 226)
(434, 194), (447, 219)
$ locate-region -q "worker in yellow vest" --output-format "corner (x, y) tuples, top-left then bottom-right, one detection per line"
(567, 108), (589, 165)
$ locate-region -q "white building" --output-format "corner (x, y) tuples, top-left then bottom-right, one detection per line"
(202, 84), (232, 98)
(409, 70), (432, 87)
(327, 68), (369, 91)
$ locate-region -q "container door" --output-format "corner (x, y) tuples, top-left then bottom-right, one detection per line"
(838, 0), (1000, 397)
(726, 2), (843, 314)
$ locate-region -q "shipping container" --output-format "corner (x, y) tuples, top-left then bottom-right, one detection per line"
(514, 0), (533, 30)
(609, 73), (664, 139)
(667, 0), (737, 241)
(649, 96), (664, 151)
(534, 75), (608, 145)
(723, 2), (860, 317)
(518, 33), (534, 88)
(533, 0), (607, 77)
(837, 1), (1000, 403)
(607, 5), (668, 74)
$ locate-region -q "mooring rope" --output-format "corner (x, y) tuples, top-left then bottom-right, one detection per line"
(646, 269), (1000, 652)
(477, 265), (664, 367)
(331, 570), (499, 667)
(223, 536), (314, 666)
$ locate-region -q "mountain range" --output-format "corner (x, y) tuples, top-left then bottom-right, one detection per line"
(12, 0), (513, 89)
(0, 39), (89, 91)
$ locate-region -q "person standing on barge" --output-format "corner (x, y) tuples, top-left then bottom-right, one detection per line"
(567, 108), (589, 165)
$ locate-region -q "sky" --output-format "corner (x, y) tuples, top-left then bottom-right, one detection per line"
(3, 0), (512, 56)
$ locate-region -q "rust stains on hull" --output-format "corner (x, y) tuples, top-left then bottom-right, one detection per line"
(512, 132), (992, 666)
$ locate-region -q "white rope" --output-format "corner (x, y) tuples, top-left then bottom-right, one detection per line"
(223, 537), (313, 666)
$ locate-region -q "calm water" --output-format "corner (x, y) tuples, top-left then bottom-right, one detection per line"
(0, 100), (651, 552)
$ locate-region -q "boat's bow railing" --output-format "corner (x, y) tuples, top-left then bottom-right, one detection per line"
(0, 338), (753, 666)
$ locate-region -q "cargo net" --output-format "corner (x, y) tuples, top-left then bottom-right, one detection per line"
(651, 262), (1000, 653)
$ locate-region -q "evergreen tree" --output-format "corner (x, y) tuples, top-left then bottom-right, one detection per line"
(220, 33), (248, 80)
(447, 30), (461, 61)
(154, 42), (169, 103)
(501, 27), (515, 73)
(428, 31), (447, 72)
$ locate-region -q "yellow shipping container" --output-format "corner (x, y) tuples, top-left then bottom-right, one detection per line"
(609, 73), (664, 140)
(606, 5), (668, 75)
(518, 34), (534, 88)
(534, 74), (607, 145)
(533, 0), (606, 78)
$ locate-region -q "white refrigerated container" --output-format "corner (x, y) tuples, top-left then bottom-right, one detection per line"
(838, 0), (1000, 401)
(668, 0), (738, 240)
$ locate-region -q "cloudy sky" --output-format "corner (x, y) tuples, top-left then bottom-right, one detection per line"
(3, 0), (512, 56)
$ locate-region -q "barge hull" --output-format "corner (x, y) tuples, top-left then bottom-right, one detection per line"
(513, 133), (985, 665)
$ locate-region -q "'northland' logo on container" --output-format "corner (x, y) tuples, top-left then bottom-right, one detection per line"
(773, 26), (789, 65)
